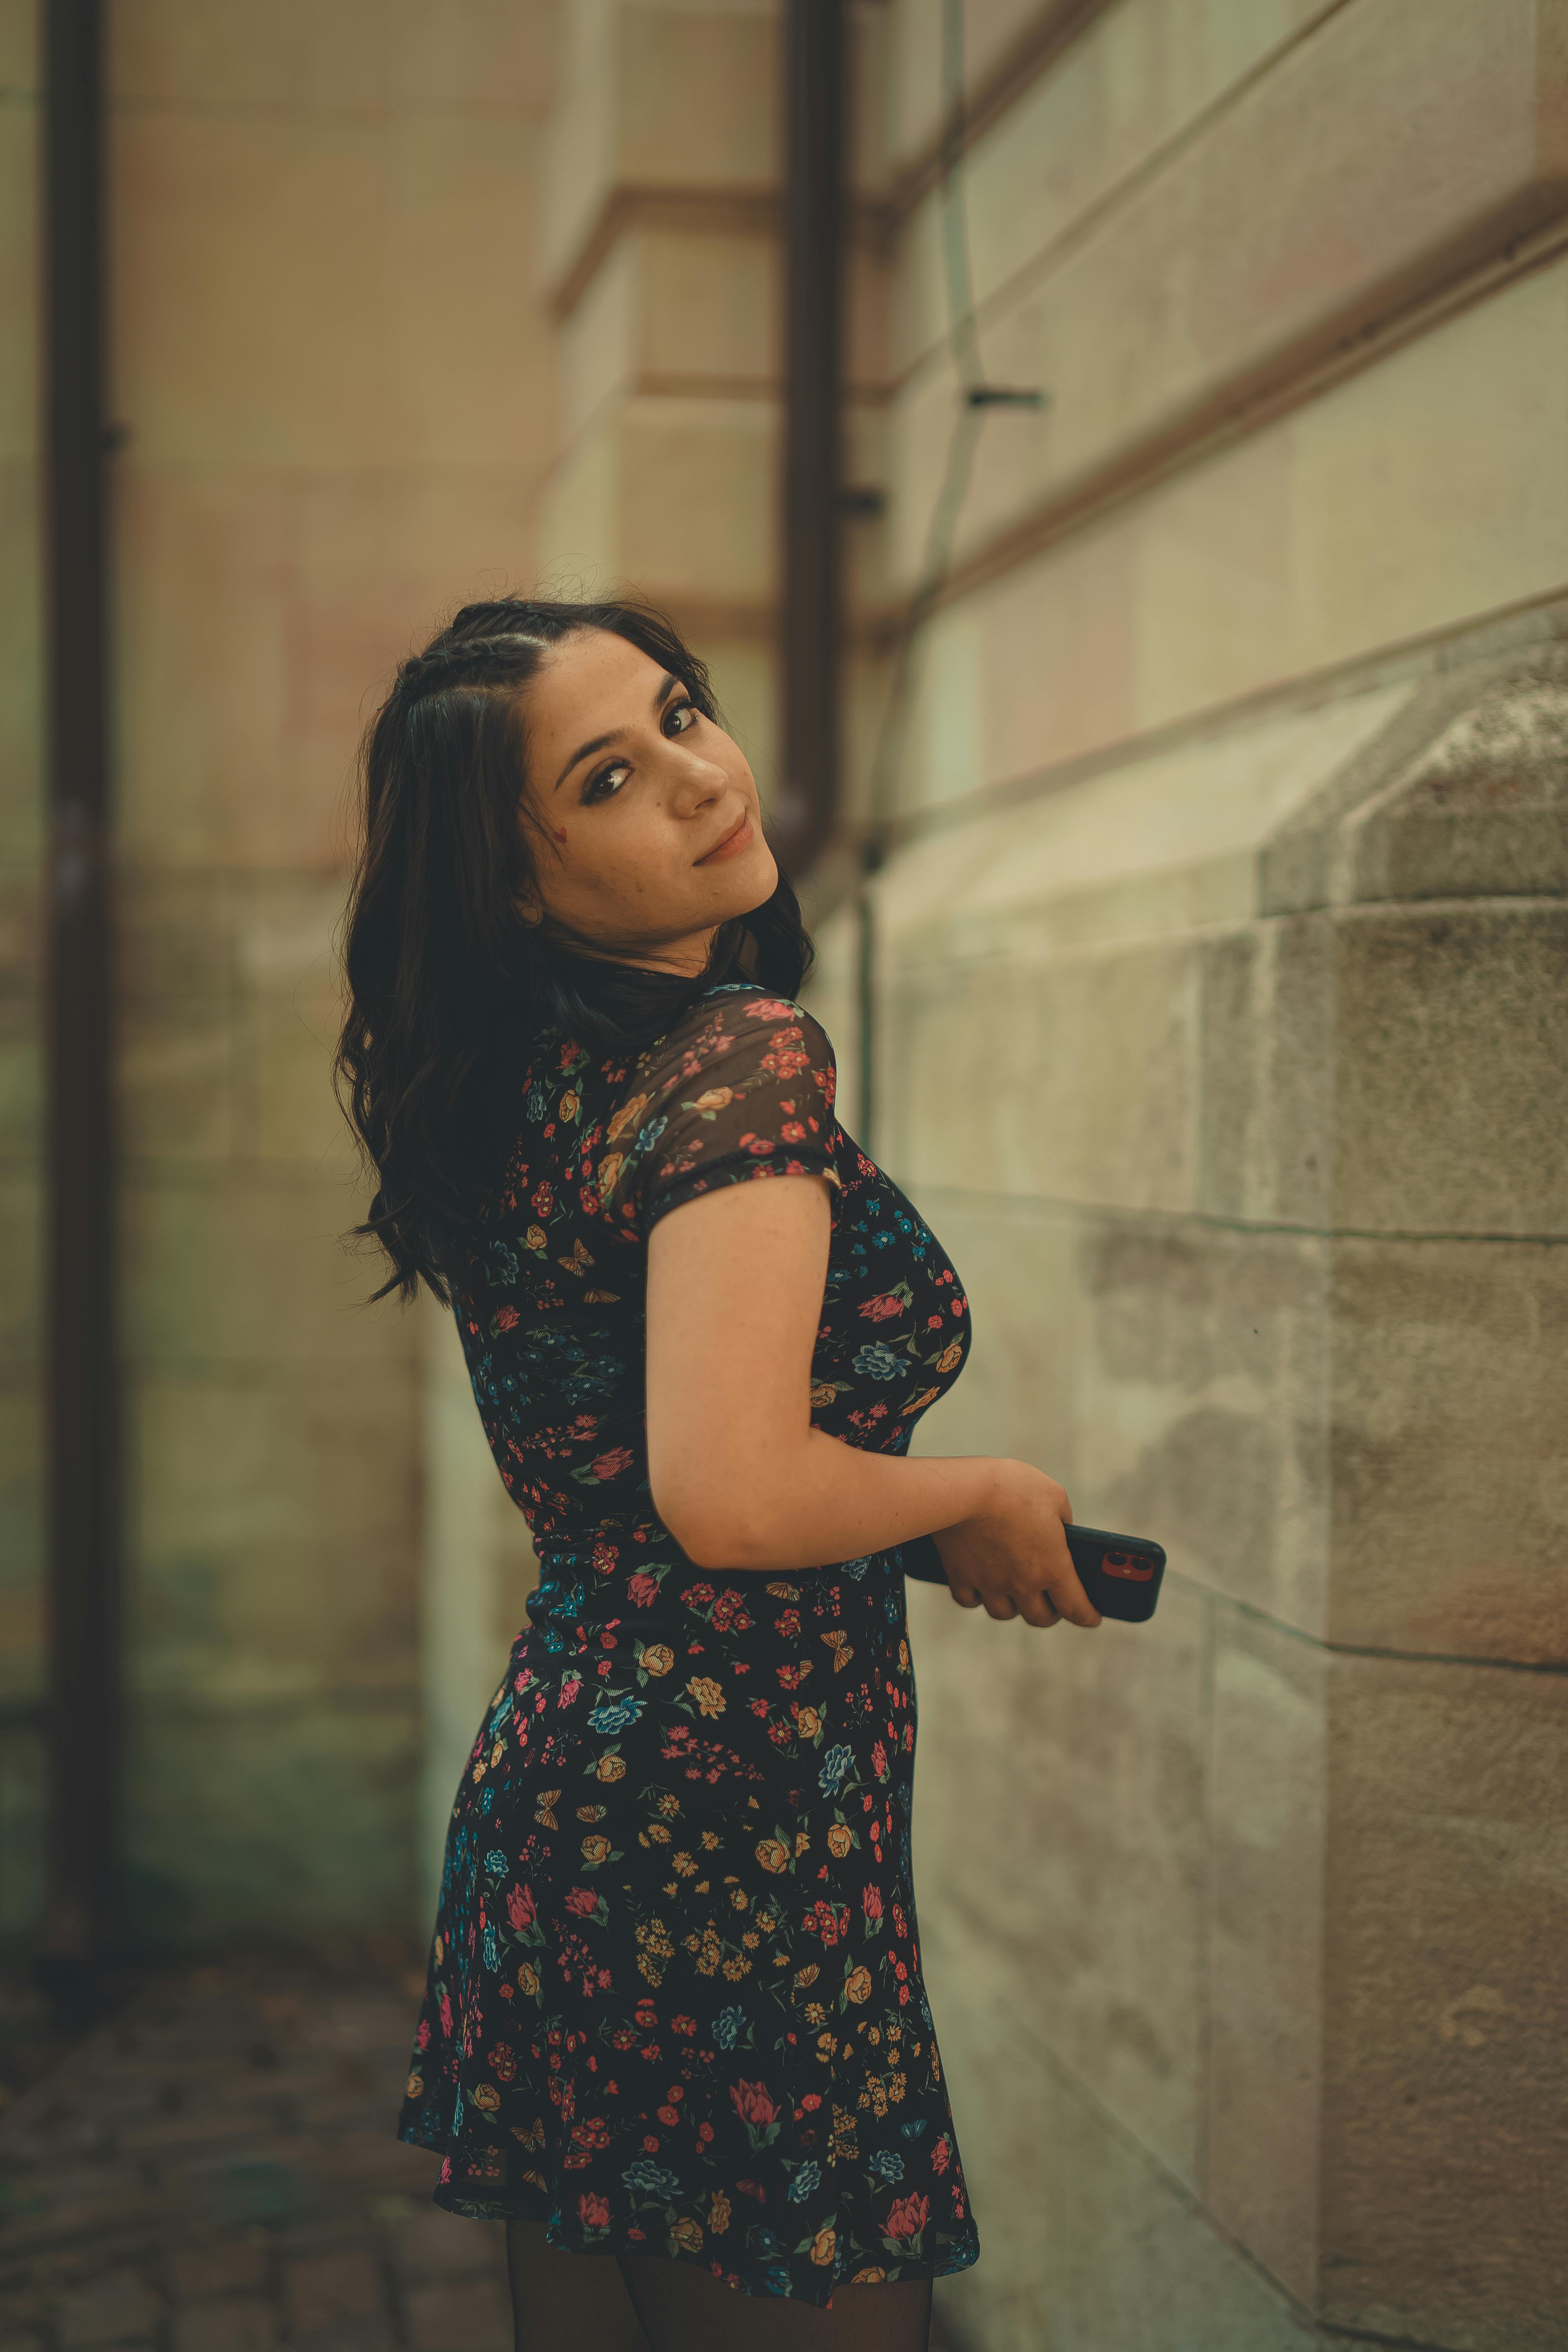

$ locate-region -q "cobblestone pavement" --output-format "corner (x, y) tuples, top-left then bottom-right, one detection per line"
(0, 1960), (509, 2352)
(0, 1962), (964, 2351)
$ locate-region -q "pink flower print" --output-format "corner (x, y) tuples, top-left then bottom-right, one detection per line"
(507, 1883), (535, 1932)
(728, 2079), (779, 2127)
(558, 1677), (582, 1707)
(859, 1294), (904, 1322)
(564, 1886), (599, 1916)
(589, 1446), (634, 1481)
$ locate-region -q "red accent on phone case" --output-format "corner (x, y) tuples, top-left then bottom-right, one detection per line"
(1102, 1551), (1156, 1582)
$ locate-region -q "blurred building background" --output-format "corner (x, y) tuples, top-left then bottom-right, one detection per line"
(2, 3), (1565, 2349)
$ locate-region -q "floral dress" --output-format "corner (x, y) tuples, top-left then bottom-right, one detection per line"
(397, 982), (979, 2307)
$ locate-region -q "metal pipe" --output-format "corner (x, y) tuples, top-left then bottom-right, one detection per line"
(777, 0), (846, 875)
(42, 0), (120, 1972)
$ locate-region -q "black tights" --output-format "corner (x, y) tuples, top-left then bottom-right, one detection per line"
(506, 2218), (933, 2352)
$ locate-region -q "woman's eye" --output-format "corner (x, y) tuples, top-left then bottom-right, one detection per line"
(586, 761), (632, 802)
(666, 700), (698, 735)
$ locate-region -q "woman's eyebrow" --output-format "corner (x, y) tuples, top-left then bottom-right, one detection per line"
(552, 671), (681, 793)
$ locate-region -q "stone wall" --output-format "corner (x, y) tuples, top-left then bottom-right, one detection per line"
(797, 4), (1568, 2345)
(0, 1), (563, 1948)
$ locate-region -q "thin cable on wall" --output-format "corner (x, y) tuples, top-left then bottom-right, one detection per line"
(855, 0), (1049, 1154)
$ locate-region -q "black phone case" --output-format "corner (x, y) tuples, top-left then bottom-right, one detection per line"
(899, 1523), (1166, 1622)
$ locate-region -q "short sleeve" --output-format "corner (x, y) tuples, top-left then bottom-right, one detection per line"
(597, 987), (842, 1236)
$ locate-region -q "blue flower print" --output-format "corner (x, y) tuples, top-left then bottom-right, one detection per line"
(622, 2159), (682, 2198)
(853, 1340), (904, 1380)
(713, 2006), (748, 2049)
(870, 2149), (905, 2182)
(787, 2161), (822, 2203)
(485, 1849), (507, 1877)
(589, 1693), (644, 1735)
(818, 1744), (853, 1795)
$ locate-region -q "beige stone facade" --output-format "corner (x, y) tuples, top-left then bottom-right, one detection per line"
(4, 1), (1565, 2344)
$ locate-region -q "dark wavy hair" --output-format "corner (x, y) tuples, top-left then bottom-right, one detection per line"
(335, 594), (815, 1303)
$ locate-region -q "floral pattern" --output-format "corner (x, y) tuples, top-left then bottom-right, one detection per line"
(397, 984), (977, 2306)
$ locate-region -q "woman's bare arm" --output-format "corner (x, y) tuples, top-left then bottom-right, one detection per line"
(644, 1172), (1099, 1629)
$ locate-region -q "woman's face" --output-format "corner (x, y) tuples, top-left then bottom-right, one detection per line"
(515, 627), (777, 974)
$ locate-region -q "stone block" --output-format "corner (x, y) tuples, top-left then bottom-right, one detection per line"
(536, 394), (776, 609)
(124, 1698), (420, 1942)
(889, 0), (1568, 593)
(117, 873), (241, 1002)
(1345, 664), (1568, 905)
(1331, 901), (1568, 1237)
(252, 1000), (353, 1172)
(1205, 1611), (1327, 2308)
(1197, 914), (1334, 1230)
(910, 1894), (1304, 2352)
(119, 1005), (244, 1164)
(1319, 1652), (1568, 2347)
(878, 256), (1568, 811)
(905, 1191), (1334, 1638)
(120, 1170), (419, 1372)
(560, 229), (779, 438)
(110, 0), (554, 114)
(128, 1372), (421, 1705)
(542, 0), (778, 294)
(909, 1572), (1210, 2182)
(115, 461), (544, 870)
(285, 2249), (385, 2333)
(172, 2303), (278, 2352)
(1327, 1237), (1568, 1662)
(403, 2276), (510, 2352)
(882, 938), (1201, 1216)
(241, 874), (349, 1012)
(56, 2270), (163, 2348)
(893, 0), (1329, 363)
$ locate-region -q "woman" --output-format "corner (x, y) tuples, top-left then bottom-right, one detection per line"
(337, 595), (1099, 2352)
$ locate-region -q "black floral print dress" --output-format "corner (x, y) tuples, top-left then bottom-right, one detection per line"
(397, 982), (979, 2307)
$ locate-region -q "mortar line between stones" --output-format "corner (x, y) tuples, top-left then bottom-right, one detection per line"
(1170, 1577), (1568, 1679)
(907, 1184), (1568, 1250)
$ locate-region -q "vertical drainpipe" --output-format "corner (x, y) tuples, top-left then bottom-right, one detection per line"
(778, 0), (846, 877)
(42, 0), (120, 1975)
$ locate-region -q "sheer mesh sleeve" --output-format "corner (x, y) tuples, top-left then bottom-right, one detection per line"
(598, 987), (842, 1238)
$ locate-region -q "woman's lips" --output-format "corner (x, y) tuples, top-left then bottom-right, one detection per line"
(696, 812), (753, 864)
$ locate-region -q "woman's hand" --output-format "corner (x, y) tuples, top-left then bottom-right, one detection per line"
(933, 1461), (1101, 1629)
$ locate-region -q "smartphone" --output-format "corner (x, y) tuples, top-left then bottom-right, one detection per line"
(899, 1523), (1166, 1623)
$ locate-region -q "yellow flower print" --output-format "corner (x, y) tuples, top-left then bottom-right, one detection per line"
(471, 2083), (501, 2113)
(755, 1837), (790, 1874)
(606, 1091), (651, 1143)
(517, 1961), (540, 1997)
(797, 1706), (821, 1739)
(646, 1821), (671, 1844)
(640, 1643), (674, 1676)
(686, 1675), (725, 1717)
(845, 1965), (873, 2005)
(851, 2267), (887, 2285)
(898, 1638), (910, 1673)
(809, 2228), (836, 2269)
(596, 1754), (626, 1783)
(405, 2072), (423, 2099)
(670, 2216), (704, 2254)
(826, 1824), (852, 1858)
(559, 1089), (581, 1121)
(690, 1086), (735, 1113)
(581, 1834), (611, 1865)
(673, 1851), (698, 1877)
(935, 1340), (964, 1374)
(595, 1152), (625, 1203)
(525, 1225), (548, 1252)
(700, 1829), (720, 1850)
(708, 2192), (731, 2235)
(810, 1382), (838, 1409)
